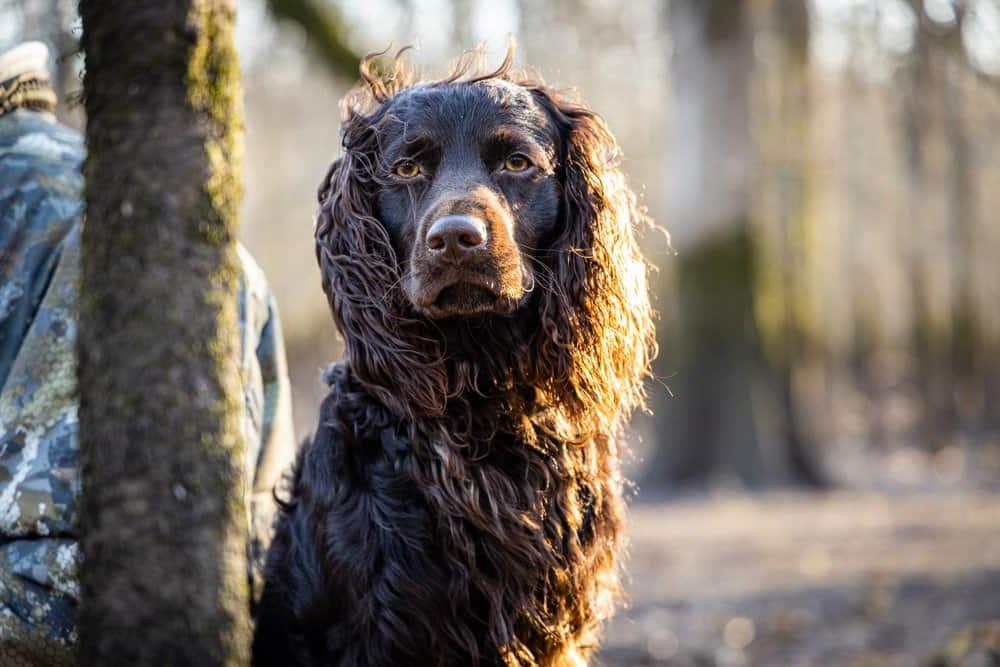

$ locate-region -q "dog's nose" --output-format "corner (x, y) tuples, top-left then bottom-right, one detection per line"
(425, 215), (488, 259)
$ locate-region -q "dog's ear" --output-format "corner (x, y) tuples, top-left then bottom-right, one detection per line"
(314, 133), (448, 419)
(528, 87), (656, 436)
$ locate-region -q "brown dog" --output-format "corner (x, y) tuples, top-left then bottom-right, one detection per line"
(254, 47), (655, 667)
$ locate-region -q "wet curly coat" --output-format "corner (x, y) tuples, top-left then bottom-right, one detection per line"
(253, 47), (655, 667)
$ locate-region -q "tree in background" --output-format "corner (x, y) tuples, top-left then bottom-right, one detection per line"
(652, 0), (824, 487)
(265, 0), (359, 80)
(753, 0), (827, 486)
(658, 0), (772, 486)
(903, 0), (990, 449)
(77, 1), (250, 663)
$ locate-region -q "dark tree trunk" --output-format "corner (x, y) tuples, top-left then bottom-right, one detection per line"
(652, 0), (823, 488)
(654, 0), (773, 487)
(762, 0), (827, 486)
(667, 229), (774, 486)
(902, 2), (978, 451)
(77, 1), (250, 664)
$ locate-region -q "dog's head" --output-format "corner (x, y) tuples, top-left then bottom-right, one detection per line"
(316, 47), (655, 425)
(374, 77), (559, 319)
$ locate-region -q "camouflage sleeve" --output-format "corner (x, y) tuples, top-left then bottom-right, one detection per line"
(0, 540), (77, 666)
(234, 245), (296, 600)
(249, 292), (296, 596)
(0, 226), (79, 660)
(252, 293), (296, 496)
(0, 107), (83, 666)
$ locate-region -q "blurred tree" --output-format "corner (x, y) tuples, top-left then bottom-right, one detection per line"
(77, 0), (250, 663)
(265, 0), (360, 80)
(753, 0), (827, 485)
(903, 0), (986, 451)
(658, 0), (761, 485)
(903, 0), (955, 451)
(653, 0), (823, 487)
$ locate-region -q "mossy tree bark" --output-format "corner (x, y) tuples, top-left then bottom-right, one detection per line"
(77, 1), (249, 664)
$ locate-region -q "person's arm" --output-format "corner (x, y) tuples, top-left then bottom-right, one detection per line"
(244, 274), (297, 603)
(0, 44), (84, 664)
(252, 293), (296, 498)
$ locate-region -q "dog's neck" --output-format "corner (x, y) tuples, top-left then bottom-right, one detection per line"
(310, 355), (620, 665)
(349, 308), (550, 411)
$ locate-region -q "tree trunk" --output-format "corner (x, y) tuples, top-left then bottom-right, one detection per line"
(77, 1), (249, 664)
(656, 0), (768, 486)
(653, 0), (816, 487)
(902, 4), (971, 452)
(265, 0), (360, 81)
(757, 0), (827, 486)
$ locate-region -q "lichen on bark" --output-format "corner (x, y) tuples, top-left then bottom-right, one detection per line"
(77, 0), (250, 664)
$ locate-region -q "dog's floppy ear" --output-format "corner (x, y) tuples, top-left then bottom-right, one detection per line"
(528, 86), (656, 436)
(314, 130), (448, 419)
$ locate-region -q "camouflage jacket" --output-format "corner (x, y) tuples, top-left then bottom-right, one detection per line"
(0, 109), (296, 663)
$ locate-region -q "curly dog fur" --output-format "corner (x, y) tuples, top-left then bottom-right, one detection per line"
(253, 46), (655, 667)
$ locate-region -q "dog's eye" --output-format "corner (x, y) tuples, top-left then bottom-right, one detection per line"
(393, 160), (422, 179)
(503, 154), (532, 172)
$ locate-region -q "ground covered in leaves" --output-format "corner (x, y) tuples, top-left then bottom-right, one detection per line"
(598, 492), (1000, 667)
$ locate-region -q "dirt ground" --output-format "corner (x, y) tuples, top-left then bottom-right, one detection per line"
(597, 492), (1000, 667)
